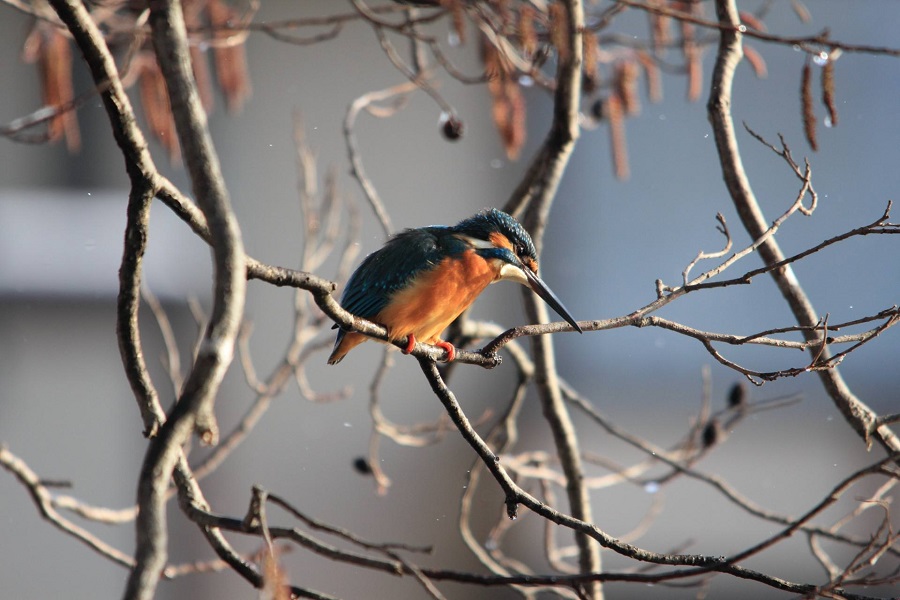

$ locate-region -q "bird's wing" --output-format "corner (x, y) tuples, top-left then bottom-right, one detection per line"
(338, 227), (450, 321)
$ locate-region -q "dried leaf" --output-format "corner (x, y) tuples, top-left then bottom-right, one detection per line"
(674, 2), (702, 101)
(822, 59), (838, 127)
(636, 50), (663, 103)
(518, 4), (538, 57)
(614, 60), (641, 116)
(216, 45), (251, 113)
(491, 79), (526, 160)
(582, 30), (600, 94)
(441, 0), (467, 45)
(647, 0), (671, 57)
(606, 94), (629, 180)
(685, 44), (702, 102)
(743, 45), (767, 79)
(137, 54), (180, 161)
(801, 60), (817, 151)
(549, 2), (569, 64)
(22, 23), (80, 151)
(737, 11), (766, 32)
(261, 550), (290, 600)
(482, 38), (526, 160)
(207, 0), (252, 113)
(790, 0), (812, 23)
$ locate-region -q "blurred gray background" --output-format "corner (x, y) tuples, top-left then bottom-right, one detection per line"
(1, 1), (898, 599)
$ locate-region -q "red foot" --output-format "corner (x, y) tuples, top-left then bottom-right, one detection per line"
(401, 335), (455, 362)
(434, 340), (456, 363)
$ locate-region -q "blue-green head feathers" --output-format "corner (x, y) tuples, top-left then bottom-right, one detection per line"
(452, 208), (537, 264)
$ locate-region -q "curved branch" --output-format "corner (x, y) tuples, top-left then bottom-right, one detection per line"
(502, 0), (584, 225)
(500, 0), (604, 595)
(0, 445), (135, 569)
(706, 0), (900, 455)
(117, 174), (167, 438)
(40, 0), (166, 440)
(413, 360), (898, 598)
(121, 0), (247, 597)
(344, 82), (418, 237)
(148, 0), (246, 442)
(28, 6), (261, 595)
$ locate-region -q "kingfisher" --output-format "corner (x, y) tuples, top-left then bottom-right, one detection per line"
(327, 208), (582, 365)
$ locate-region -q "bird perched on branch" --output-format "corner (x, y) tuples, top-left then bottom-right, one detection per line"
(327, 208), (582, 364)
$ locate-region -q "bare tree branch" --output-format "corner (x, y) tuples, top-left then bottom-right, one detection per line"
(620, 0), (900, 57)
(7, 2), (900, 598)
(0, 445), (136, 569)
(44, 0), (244, 597)
(344, 81), (421, 237)
(706, 0), (900, 455)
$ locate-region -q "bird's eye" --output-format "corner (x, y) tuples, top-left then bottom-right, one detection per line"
(514, 243), (526, 257)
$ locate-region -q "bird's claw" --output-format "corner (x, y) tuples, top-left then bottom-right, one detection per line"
(402, 334), (417, 355)
(434, 340), (456, 363)
(400, 335), (455, 362)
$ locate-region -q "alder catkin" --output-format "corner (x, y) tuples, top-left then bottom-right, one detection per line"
(636, 50), (663, 103)
(549, 2), (569, 63)
(743, 45), (768, 79)
(801, 60), (818, 151)
(607, 94), (630, 181)
(614, 61), (641, 116)
(518, 4), (538, 57)
(822, 58), (838, 126)
(582, 30), (600, 94)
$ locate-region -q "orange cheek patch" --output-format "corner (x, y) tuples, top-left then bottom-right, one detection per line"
(489, 231), (513, 251)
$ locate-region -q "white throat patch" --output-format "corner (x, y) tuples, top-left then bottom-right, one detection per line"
(498, 262), (529, 286)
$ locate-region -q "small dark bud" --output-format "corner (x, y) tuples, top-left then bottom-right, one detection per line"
(442, 116), (464, 141)
(727, 382), (748, 408)
(590, 98), (605, 120)
(352, 457), (372, 475)
(702, 420), (721, 448)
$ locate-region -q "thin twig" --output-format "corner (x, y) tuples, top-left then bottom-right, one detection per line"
(0, 445), (135, 569)
(344, 81), (422, 237)
(705, 0), (900, 454)
(620, 0), (900, 57)
(565, 391), (900, 559)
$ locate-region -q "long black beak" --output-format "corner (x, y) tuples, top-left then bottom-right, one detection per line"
(523, 268), (583, 333)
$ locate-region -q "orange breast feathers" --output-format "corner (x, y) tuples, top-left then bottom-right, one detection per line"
(376, 250), (500, 344)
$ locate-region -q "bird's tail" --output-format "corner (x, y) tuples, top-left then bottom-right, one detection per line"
(327, 330), (366, 364)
